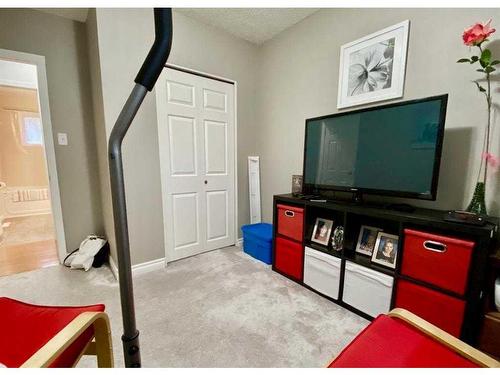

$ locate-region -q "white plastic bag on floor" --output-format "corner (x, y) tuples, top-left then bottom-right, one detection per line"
(66, 235), (107, 271)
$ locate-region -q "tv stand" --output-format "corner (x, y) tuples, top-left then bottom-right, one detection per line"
(271, 193), (499, 346)
(386, 203), (415, 213)
(352, 191), (363, 204)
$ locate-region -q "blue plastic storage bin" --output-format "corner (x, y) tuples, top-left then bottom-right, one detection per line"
(241, 223), (273, 265)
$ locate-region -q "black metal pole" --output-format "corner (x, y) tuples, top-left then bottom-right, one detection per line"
(108, 8), (173, 367)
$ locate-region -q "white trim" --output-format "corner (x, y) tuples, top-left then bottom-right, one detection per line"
(157, 64), (239, 264)
(132, 257), (166, 276)
(108, 255), (165, 281)
(0, 49), (67, 262)
(108, 255), (119, 281)
(236, 237), (243, 248)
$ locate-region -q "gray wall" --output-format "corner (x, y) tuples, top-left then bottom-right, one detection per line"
(86, 9), (116, 257)
(0, 9), (102, 251)
(90, 9), (258, 265)
(256, 8), (500, 221)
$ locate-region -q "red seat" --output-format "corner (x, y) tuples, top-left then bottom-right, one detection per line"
(0, 297), (105, 368)
(329, 315), (478, 368)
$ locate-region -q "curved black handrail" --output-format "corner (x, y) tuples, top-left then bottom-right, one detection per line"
(135, 8), (173, 91)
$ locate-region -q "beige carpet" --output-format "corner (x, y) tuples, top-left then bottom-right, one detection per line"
(0, 246), (368, 367)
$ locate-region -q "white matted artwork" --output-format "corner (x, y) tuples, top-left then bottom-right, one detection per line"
(337, 20), (410, 109)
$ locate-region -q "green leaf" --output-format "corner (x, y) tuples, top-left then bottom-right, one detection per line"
(473, 81), (486, 92)
(481, 49), (492, 63)
(476, 68), (486, 72)
(491, 60), (500, 65)
(485, 66), (496, 73)
(457, 58), (470, 63)
(480, 59), (487, 68)
(470, 56), (479, 64)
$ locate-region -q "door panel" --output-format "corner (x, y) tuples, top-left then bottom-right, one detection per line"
(203, 89), (227, 112)
(204, 120), (227, 175)
(157, 67), (236, 262)
(172, 193), (199, 248)
(206, 190), (228, 243)
(168, 115), (197, 176)
(167, 80), (195, 107)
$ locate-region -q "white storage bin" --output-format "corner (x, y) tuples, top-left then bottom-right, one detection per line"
(343, 261), (394, 318)
(303, 247), (341, 300)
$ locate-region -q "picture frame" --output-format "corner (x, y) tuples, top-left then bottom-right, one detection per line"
(337, 20), (410, 109)
(355, 225), (383, 256)
(311, 218), (334, 246)
(371, 232), (399, 269)
(291, 175), (303, 196)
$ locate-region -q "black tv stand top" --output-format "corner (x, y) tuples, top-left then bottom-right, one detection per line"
(275, 193), (499, 237)
(385, 203), (415, 213)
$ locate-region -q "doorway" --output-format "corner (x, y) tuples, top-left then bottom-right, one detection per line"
(156, 66), (237, 263)
(0, 49), (66, 276)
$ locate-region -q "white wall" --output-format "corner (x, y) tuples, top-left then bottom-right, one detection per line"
(256, 8), (500, 220)
(89, 9), (258, 264)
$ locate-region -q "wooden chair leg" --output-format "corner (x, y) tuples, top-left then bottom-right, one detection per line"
(21, 312), (114, 368)
(92, 314), (114, 368)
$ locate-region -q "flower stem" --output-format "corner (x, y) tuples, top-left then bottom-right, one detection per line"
(478, 45), (492, 185)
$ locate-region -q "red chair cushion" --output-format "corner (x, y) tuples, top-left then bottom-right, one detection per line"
(329, 315), (478, 368)
(0, 297), (105, 368)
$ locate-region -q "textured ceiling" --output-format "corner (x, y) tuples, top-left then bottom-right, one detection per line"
(178, 8), (319, 45)
(35, 8), (89, 23)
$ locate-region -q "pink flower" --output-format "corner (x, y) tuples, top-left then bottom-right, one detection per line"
(482, 152), (499, 172)
(463, 19), (496, 46)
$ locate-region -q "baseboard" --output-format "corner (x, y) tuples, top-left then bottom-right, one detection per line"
(108, 255), (119, 281)
(108, 255), (166, 280)
(236, 237), (243, 247)
(132, 257), (166, 276)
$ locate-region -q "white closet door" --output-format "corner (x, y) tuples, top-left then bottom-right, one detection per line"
(156, 68), (235, 262)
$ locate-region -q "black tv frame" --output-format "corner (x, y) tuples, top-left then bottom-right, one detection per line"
(302, 94), (448, 201)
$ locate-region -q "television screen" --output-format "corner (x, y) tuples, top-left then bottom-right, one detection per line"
(303, 95), (447, 200)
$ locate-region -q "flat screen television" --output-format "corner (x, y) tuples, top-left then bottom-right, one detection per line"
(303, 94), (448, 201)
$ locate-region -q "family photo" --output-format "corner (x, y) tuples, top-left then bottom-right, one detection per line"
(371, 233), (399, 269)
(311, 218), (334, 246)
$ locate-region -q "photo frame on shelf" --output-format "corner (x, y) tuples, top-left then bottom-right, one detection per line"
(371, 232), (399, 269)
(355, 225), (383, 256)
(311, 218), (334, 246)
(337, 20), (410, 109)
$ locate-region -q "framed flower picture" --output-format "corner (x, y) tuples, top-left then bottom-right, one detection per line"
(337, 20), (410, 109)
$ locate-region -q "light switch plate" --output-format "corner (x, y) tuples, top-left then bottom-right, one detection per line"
(57, 133), (68, 146)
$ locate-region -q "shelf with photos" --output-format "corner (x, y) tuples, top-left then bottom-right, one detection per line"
(347, 223), (400, 275)
(306, 207), (344, 260)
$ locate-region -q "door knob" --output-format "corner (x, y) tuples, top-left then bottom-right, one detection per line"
(204, 180), (208, 184)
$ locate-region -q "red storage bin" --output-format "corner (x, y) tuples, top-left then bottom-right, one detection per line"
(395, 279), (466, 337)
(274, 236), (303, 281)
(277, 204), (304, 242)
(402, 229), (474, 295)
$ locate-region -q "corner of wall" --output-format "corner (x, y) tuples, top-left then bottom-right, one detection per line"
(85, 8), (117, 260)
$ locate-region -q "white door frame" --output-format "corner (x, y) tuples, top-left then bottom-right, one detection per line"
(157, 63), (238, 264)
(0, 48), (67, 263)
